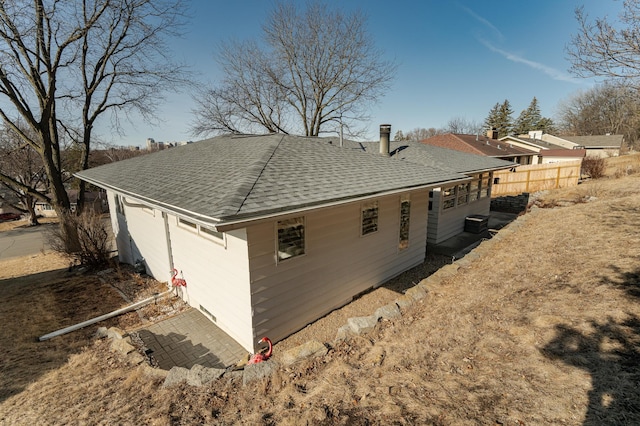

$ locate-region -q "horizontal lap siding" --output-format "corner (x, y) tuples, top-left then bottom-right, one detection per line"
(429, 196), (491, 244)
(119, 202), (169, 280)
(168, 219), (253, 352)
(247, 190), (429, 344)
(106, 192), (133, 265)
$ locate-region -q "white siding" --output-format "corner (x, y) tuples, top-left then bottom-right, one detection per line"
(119, 202), (170, 280)
(246, 190), (429, 345)
(106, 191), (133, 265)
(168, 218), (253, 351)
(428, 188), (491, 244)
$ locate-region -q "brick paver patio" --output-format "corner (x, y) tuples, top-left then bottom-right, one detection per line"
(138, 308), (248, 370)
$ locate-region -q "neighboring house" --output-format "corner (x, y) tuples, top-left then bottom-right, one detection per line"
(331, 139), (515, 245)
(536, 149), (586, 164)
(554, 134), (624, 158)
(502, 131), (621, 161)
(420, 131), (535, 165)
(499, 131), (576, 164)
(35, 190), (108, 217)
(77, 131), (478, 352)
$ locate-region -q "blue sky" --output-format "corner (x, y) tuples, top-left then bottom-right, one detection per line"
(103, 0), (619, 147)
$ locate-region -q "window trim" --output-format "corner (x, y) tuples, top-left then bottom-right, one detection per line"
(276, 216), (306, 262)
(398, 195), (410, 251)
(177, 217), (225, 246)
(361, 201), (379, 236)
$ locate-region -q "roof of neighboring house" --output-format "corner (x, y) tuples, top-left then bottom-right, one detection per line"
(501, 135), (568, 151)
(420, 133), (535, 158)
(559, 134), (624, 149)
(76, 134), (468, 225)
(332, 139), (515, 174)
(538, 149), (586, 158)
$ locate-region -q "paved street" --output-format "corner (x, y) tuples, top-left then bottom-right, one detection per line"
(0, 223), (57, 260)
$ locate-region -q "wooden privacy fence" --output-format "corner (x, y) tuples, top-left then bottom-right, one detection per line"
(492, 160), (582, 196)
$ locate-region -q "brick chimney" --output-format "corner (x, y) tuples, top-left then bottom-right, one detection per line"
(487, 128), (498, 140)
(380, 124), (391, 156)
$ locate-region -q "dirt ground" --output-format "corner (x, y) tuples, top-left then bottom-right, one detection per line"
(0, 156), (639, 425)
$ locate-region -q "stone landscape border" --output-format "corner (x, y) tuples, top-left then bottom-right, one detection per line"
(99, 209), (537, 388)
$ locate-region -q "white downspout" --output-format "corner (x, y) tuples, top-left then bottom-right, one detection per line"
(38, 290), (173, 341)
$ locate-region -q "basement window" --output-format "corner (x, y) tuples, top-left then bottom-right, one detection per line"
(361, 201), (379, 236)
(398, 195), (410, 251)
(178, 218), (225, 245)
(277, 217), (305, 261)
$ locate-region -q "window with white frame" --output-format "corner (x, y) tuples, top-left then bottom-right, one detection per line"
(277, 217), (305, 261)
(480, 173), (492, 198)
(178, 217), (225, 244)
(361, 201), (379, 235)
(398, 195), (410, 250)
(469, 177), (480, 202)
(442, 186), (456, 210)
(457, 182), (469, 205)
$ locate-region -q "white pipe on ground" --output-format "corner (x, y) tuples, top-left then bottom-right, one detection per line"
(38, 289), (174, 341)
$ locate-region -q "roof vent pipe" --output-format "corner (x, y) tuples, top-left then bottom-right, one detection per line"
(380, 124), (391, 156)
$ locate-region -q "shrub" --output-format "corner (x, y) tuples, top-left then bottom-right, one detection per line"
(581, 156), (606, 179)
(47, 210), (112, 268)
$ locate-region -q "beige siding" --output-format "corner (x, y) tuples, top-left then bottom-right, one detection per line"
(428, 188), (491, 245)
(168, 218), (253, 351)
(246, 190), (429, 345)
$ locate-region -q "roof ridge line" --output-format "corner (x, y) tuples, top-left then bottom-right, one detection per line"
(217, 135), (286, 217)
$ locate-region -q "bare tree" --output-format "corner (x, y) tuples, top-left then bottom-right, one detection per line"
(0, 0), (188, 252)
(399, 127), (442, 141)
(557, 82), (640, 147)
(444, 117), (483, 135)
(0, 125), (48, 225)
(192, 1), (396, 137)
(568, 2), (640, 87)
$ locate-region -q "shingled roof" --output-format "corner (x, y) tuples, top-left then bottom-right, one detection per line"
(420, 133), (534, 158)
(333, 140), (515, 174)
(559, 134), (624, 149)
(76, 134), (468, 225)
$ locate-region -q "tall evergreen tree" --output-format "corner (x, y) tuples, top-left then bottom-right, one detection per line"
(484, 102), (501, 133)
(484, 100), (514, 137)
(513, 97), (543, 135)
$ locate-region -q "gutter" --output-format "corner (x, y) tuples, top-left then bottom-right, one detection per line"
(214, 178), (471, 232)
(77, 172), (472, 233)
(38, 290), (173, 341)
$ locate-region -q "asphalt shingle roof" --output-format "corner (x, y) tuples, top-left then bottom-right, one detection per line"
(420, 133), (534, 158)
(560, 134), (624, 148)
(333, 139), (515, 174)
(76, 134), (468, 223)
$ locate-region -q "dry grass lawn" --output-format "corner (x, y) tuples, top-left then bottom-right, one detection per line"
(1, 155), (639, 425)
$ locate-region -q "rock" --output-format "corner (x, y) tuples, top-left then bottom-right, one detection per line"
(110, 336), (135, 355)
(106, 327), (125, 340)
(242, 360), (278, 385)
(187, 364), (224, 386)
(405, 285), (427, 301)
(347, 315), (378, 335)
(162, 366), (190, 388)
(395, 294), (414, 310)
(95, 327), (109, 339)
(281, 340), (328, 365)
(334, 324), (352, 342)
(374, 303), (401, 320)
